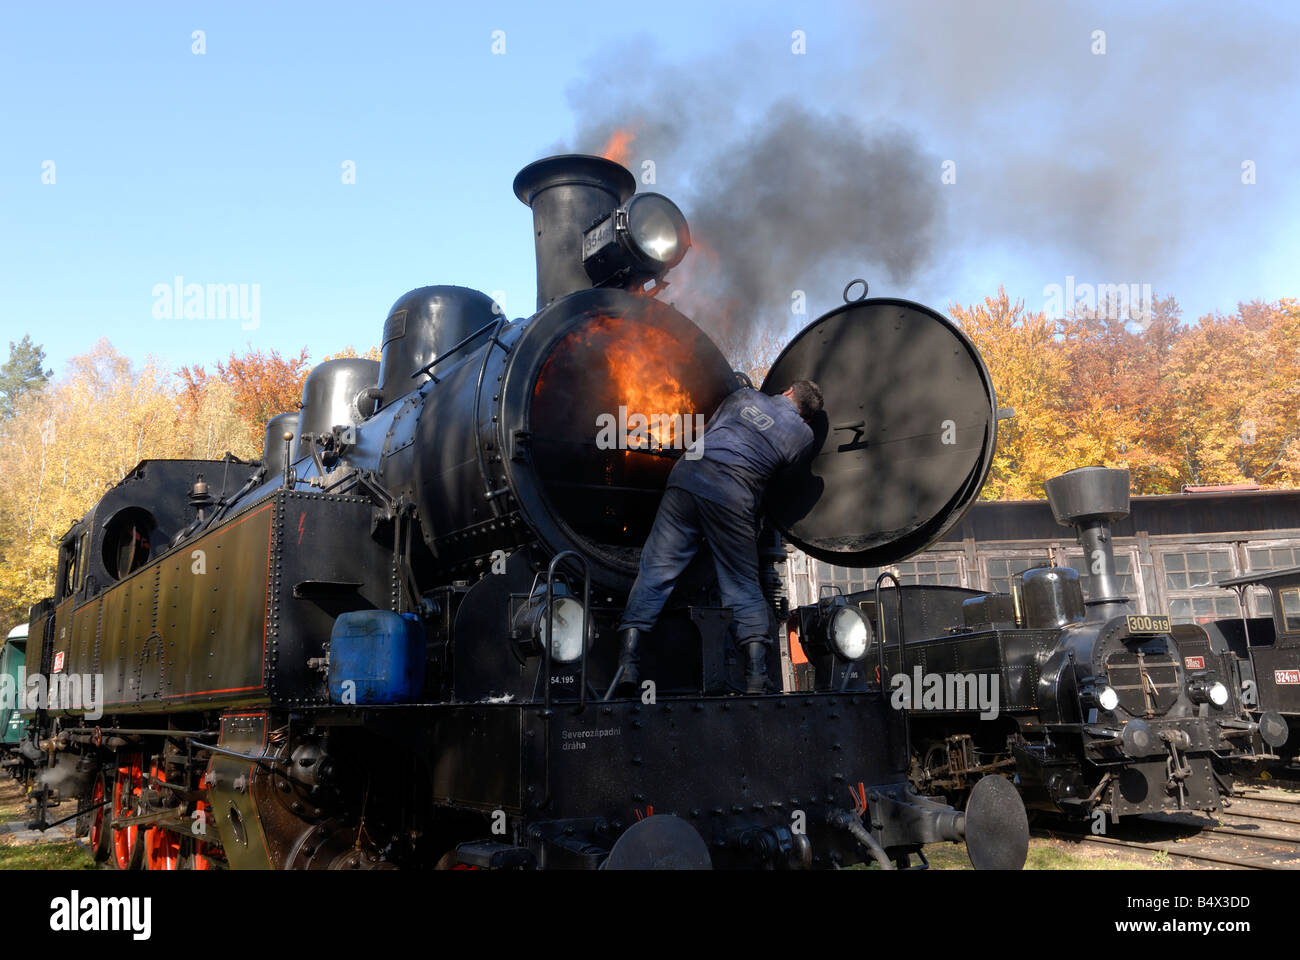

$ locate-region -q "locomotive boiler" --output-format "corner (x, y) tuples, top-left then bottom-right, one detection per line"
(15, 154), (1028, 870)
(789, 466), (1287, 823)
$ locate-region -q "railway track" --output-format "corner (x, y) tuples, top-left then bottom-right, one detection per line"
(1033, 781), (1300, 869)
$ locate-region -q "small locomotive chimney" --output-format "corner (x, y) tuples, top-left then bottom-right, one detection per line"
(1043, 466), (1132, 620)
(513, 155), (637, 311)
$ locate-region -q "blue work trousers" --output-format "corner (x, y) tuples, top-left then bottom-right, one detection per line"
(619, 487), (772, 647)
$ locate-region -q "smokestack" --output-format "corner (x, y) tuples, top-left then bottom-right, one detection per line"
(513, 155), (636, 312)
(1043, 466), (1132, 620)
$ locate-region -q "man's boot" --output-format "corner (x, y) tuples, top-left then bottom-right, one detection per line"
(743, 641), (769, 694)
(603, 628), (642, 700)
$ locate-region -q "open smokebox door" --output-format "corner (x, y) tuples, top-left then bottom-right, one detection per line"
(518, 288), (737, 588)
(760, 298), (999, 567)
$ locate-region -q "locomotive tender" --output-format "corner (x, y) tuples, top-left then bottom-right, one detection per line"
(14, 154), (1029, 870)
(790, 466), (1288, 822)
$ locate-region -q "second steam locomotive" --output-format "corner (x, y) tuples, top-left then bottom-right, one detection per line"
(790, 466), (1288, 824)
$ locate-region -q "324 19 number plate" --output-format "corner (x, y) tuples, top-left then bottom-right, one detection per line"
(1126, 614), (1171, 634)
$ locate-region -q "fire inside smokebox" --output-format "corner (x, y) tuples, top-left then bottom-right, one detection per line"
(530, 312), (733, 553)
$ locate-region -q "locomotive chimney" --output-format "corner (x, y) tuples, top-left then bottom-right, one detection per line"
(1043, 466), (1132, 620)
(513, 155), (637, 312)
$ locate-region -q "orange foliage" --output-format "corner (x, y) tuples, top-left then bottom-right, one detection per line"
(952, 291), (1300, 497)
(178, 345), (311, 453)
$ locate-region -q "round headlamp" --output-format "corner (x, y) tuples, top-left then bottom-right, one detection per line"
(540, 596), (587, 664)
(1098, 685), (1120, 712)
(1187, 675), (1231, 707)
(511, 587), (589, 664)
(827, 605), (872, 662)
(582, 193), (690, 287)
(625, 194), (689, 266)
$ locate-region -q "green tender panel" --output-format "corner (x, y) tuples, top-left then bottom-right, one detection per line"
(0, 644), (25, 744)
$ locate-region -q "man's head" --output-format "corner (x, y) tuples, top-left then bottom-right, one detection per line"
(782, 380), (824, 421)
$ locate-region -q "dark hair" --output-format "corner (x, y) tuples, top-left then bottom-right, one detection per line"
(788, 380), (823, 419)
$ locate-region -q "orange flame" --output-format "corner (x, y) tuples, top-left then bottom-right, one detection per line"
(600, 128), (636, 167)
(604, 321), (695, 449)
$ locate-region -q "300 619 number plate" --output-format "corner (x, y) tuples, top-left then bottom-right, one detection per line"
(1126, 614), (1171, 634)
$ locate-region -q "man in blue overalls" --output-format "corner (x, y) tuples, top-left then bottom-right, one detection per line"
(607, 380), (822, 698)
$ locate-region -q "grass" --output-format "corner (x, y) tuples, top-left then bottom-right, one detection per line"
(0, 776), (97, 870)
(860, 836), (1159, 870)
(0, 778), (26, 825)
(0, 841), (97, 870)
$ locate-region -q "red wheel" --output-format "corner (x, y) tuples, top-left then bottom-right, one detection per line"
(191, 799), (221, 870)
(144, 762), (181, 871)
(112, 753), (144, 870)
(89, 771), (111, 862)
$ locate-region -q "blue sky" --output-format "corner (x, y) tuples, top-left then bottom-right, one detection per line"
(2, 1), (1297, 376)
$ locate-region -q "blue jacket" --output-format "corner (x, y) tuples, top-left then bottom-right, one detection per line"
(668, 387), (814, 516)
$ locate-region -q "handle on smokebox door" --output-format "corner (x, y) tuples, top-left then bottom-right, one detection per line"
(541, 550), (591, 718)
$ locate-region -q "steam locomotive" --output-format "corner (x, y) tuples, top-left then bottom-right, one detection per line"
(11, 154), (1029, 870)
(788, 466), (1288, 823)
(1204, 567), (1300, 768)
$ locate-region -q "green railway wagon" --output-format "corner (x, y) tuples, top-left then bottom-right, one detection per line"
(1, 625), (26, 745)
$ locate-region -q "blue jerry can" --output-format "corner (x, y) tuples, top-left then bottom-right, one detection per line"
(328, 610), (426, 704)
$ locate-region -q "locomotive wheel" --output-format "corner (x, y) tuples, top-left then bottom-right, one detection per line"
(89, 771), (111, 863)
(144, 762), (181, 870)
(111, 753), (145, 871)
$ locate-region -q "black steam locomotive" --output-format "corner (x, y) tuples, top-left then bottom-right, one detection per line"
(1204, 567), (1300, 768)
(789, 466), (1287, 824)
(12, 155), (1029, 870)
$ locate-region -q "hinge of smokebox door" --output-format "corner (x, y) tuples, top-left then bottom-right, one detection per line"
(510, 429), (531, 462)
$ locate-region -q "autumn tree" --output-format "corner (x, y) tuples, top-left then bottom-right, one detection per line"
(0, 341), (186, 626)
(1166, 299), (1300, 487)
(323, 345), (382, 362)
(950, 289), (1074, 499)
(178, 345), (311, 459)
(1055, 294), (1183, 492)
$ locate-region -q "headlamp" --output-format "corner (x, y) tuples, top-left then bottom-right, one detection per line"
(511, 585), (589, 664)
(828, 605), (872, 661)
(1098, 685), (1120, 712)
(582, 193), (691, 288)
(1187, 675), (1230, 707)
